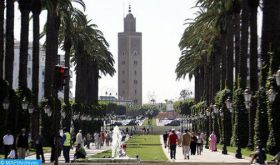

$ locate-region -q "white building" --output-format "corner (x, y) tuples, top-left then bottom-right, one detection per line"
(12, 41), (73, 101)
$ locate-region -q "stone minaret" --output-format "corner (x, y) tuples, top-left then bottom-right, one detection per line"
(118, 5), (142, 104)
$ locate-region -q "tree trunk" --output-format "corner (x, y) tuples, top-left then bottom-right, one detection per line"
(45, 8), (60, 98)
(248, 0), (259, 149)
(19, 8), (30, 89)
(239, 0), (249, 89)
(0, 0), (4, 79)
(233, 0), (241, 88)
(63, 36), (71, 105)
(226, 17), (234, 91)
(194, 70), (199, 102)
(5, 0), (15, 86)
(221, 34), (227, 90)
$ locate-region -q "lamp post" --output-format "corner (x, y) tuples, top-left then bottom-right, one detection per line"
(44, 105), (52, 117)
(205, 110), (210, 149)
(243, 88), (252, 110)
(28, 103), (34, 138)
(275, 68), (280, 86)
(268, 87), (277, 103)
(3, 97), (10, 131)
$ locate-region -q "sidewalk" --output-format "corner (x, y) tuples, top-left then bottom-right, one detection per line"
(160, 136), (250, 163)
(25, 144), (111, 163)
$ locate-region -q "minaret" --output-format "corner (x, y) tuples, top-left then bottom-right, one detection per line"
(118, 5), (142, 104)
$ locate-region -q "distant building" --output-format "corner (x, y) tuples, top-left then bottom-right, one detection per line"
(118, 5), (142, 104)
(12, 41), (73, 101)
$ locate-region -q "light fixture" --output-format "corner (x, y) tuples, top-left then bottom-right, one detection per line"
(225, 97), (232, 110)
(275, 68), (280, 86)
(213, 105), (219, 114)
(44, 105), (50, 114)
(47, 110), (52, 117)
(243, 88), (252, 102)
(21, 97), (28, 110)
(61, 111), (66, 119)
(2, 97), (10, 110)
(28, 104), (34, 114)
(268, 87), (277, 103)
(245, 101), (251, 110)
(219, 109), (224, 117)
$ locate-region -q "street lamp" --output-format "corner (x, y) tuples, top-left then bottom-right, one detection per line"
(3, 97), (10, 130)
(268, 87), (277, 103)
(275, 68), (280, 86)
(44, 105), (52, 117)
(243, 88), (252, 110)
(2, 97), (10, 110)
(220, 108), (227, 155)
(225, 97), (233, 112)
(21, 97), (28, 110)
(28, 104), (34, 114)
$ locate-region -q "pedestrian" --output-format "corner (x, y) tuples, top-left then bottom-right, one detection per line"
(34, 135), (45, 163)
(7, 146), (16, 159)
(72, 144), (86, 162)
(94, 132), (99, 149)
(196, 132), (202, 155)
(209, 131), (217, 152)
(200, 132), (205, 152)
(163, 131), (169, 148)
(168, 129), (178, 160)
(76, 130), (83, 146)
(190, 133), (197, 155)
(182, 129), (191, 160)
(3, 130), (14, 159)
(250, 146), (266, 165)
(62, 128), (71, 163)
(176, 130), (182, 147)
(16, 128), (29, 159)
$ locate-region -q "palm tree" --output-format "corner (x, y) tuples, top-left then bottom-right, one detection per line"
(31, 0), (42, 137)
(0, 0), (4, 79)
(5, 0), (15, 86)
(18, 0), (32, 89)
(44, 0), (60, 98)
(248, 0), (259, 149)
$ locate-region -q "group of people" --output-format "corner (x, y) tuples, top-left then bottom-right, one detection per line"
(2, 129), (29, 160)
(163, 129), (218, 160)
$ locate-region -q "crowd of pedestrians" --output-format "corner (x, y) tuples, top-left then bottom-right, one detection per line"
(163, 129), (209, 161)
(1, 128), (116, 163)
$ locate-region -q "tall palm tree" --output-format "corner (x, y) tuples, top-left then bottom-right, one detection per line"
(5, 0), (15, 86)
(31, 0), (41, 105)
(31, 0), (42, 137)
(239, 0), (249, 89)
(44, 0), (60, 98)
(233, 0), (241, 88)
(0, 0), (4, 79)
(18, 0), (32, 89)
(248, 0), (259, 149)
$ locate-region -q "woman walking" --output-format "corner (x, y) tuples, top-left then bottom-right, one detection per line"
(209, 131), (217, 152)
(190, 133), (197, 155)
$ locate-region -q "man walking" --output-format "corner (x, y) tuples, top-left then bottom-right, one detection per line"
(16, 128), (29, 159)
(76, 130), (83, 146)
(163, 131), (168, 148)
(63, 128), (71, 163)
(168, 129), (178, 160)
(3, 130), (14, 159)
(182, 129), (191, 159)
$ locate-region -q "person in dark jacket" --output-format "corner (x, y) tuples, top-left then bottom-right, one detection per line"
(16, 128), (29, 159)
(35, 135), (45, 163)
(190, 133), (197, 155)
(163, 131), (169, 148)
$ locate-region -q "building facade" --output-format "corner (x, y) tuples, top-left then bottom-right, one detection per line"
(12, 41), (73, 101)
(118, 6), (142, 104)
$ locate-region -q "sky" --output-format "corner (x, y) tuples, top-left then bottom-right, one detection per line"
(81, 0), (197, 103)
(12, 0), (263, 104)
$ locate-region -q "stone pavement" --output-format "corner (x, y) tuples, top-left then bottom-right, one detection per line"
(160, 135), (251, 164)
(25, 144), (111, 163)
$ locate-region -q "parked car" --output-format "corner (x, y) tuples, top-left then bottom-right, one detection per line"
(165, 120), (180, 126)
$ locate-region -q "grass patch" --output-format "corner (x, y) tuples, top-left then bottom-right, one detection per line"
(143, 118), (157, 126)
(217, 144), (274, 160)
(92, 135), (167, 161)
